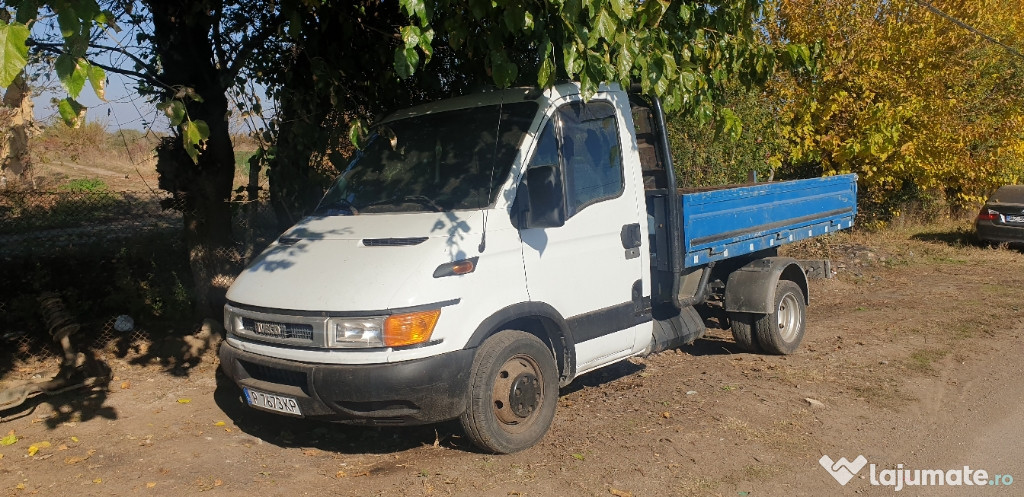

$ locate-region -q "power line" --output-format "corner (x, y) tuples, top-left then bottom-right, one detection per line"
(915, 0), (1024, 62)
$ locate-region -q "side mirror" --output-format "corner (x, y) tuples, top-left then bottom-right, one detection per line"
(512, 164), (566, 229)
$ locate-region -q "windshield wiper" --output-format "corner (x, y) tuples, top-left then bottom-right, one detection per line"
(366, 195), (443, 212)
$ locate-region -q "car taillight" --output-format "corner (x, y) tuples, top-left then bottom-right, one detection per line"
(977, 208), (1000, 221)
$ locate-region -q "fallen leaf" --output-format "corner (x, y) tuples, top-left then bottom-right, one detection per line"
(0, 453), (4, 460)
(121, 381), (131, 390)
(571, 453), (585, 461)
(177, 398), (191, 404)
(610, 488), (633, 497)
(0, 433), (17, 446)
(214, 479), (223, 487)
(214, 421), (226, 427)
(15, 483), (25, 490)
(93, 478), (102, 484)
(335, 470), (347, 478)
(65, 456), (88, 465)
(28, 446), (39, 457)
(71, 437), (79, 443)
(58, 445), (68, 451)
(661, 411), (672, 418)
(146, 482), (156, 488)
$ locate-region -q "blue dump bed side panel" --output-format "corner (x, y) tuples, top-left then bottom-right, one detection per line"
(682, 174), (857, 268)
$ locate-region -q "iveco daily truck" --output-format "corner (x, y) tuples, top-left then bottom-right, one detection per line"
(219, 82), (857, 453)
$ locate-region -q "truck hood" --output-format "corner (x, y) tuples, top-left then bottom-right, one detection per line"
(226, 211), (482, 311)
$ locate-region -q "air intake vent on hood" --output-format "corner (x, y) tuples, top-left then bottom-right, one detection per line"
(363, 237), (428, 247)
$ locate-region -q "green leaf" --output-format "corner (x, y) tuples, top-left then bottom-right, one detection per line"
(55, 54), (88, 99)
(182, 120), (208, 164)
(593, 8), (616, 42)
(57, 97), (86, 128)
(348, 119), (368, 149)
(400, 25), (420, 49)
(0, 433), (17, 446)
(394, 46), (419, 79)
(0, 21), (30, 87)
(87, 64), (106, 100)
(157, 100), (186, 127)
(538, 55), (556, 88)
(490, 49), (517, 88)
(56, 6), (80, 38)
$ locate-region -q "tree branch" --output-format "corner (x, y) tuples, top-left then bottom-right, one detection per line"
(226, 12), (287, 80)
(212, 3), (228, 69)
(32, 41), (168, 90)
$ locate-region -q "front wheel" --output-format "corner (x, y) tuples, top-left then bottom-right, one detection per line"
(459, 330), (558, 453)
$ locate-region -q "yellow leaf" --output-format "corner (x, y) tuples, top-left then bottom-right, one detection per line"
(93, 478), (102, 484)
(35, 441), (51, 449)
(146, 482), (156, 488)
(0, 433), (17, 446)
(121, 381), (131, 390)
(15, 483), (25, 490)
(0, 453), (4, 459)
(71, 436), (79, 443)
(28, 445), (39, 457)
(177, 398), (191, 404)
(214, 421), (226, 427)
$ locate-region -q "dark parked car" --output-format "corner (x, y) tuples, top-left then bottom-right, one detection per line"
(976, 185), (1024, 246)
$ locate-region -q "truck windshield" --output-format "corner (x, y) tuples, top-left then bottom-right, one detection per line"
(315, 101), (538, 215)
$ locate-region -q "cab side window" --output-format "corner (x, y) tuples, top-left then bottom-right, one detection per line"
(557, 101), (623, 215)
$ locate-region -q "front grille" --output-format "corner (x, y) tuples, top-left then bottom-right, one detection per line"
(239, 360), (308, 391)
(241, 318), (314, 340)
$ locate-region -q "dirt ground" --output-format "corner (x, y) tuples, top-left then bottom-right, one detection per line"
(2, 223), (1023, 497)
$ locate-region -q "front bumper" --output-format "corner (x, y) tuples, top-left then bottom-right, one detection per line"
(219, 340), (474, 425)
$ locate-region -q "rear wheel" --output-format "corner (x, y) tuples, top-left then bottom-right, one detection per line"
(459, 330), (558, 454)
(754, 280), (806, 355)
(729, 313), (762, 353)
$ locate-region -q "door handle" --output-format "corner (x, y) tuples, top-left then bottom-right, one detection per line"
(620, 223), (642, 249)
(621, 223), (642, 260)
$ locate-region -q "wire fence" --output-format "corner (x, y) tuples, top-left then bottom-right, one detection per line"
(0, 189), (282, 367)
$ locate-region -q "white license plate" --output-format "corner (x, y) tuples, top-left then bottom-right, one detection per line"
(1006, 215), (1024, 223)
(243, 387), (301, 416)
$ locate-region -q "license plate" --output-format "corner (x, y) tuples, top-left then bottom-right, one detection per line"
(243, 387), (301, 416)
(1006, 215), (1024, 224)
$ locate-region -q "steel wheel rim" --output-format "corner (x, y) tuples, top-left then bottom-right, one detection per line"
(777, 291), (801, 342)
(491, 354), (543, 434)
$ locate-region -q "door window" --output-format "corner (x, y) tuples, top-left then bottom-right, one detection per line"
(523, 100), (624, 218)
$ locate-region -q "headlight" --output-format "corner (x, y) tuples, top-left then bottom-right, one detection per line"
(327, 317), (385, 348)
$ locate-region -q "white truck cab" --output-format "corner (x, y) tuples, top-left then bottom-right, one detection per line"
(219, 82), (856, 453)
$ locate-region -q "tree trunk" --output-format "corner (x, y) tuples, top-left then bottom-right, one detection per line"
(0, 72), (35, 188)
(147, 1), (237, 319)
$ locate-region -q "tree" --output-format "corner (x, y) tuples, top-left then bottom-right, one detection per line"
(767, 0), (1024, 216)
(2, 1), (283, 316)
(260, 0), (803, 222)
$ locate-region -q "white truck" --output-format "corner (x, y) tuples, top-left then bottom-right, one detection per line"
(219, 83), (857, 453)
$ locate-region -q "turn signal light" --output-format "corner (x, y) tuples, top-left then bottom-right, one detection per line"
(384, 309), (441, 347)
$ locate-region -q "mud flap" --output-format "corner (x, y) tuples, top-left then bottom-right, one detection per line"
(648, 305), (706, 354)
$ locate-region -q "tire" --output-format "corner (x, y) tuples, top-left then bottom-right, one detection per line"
(754, 280), (806, 355)
(729, 312), (762, 353)
(459, 330), (558, 454)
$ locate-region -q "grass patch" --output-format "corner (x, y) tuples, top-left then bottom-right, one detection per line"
(906, 348), (949, 373)
(59, 178), (109, 192)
